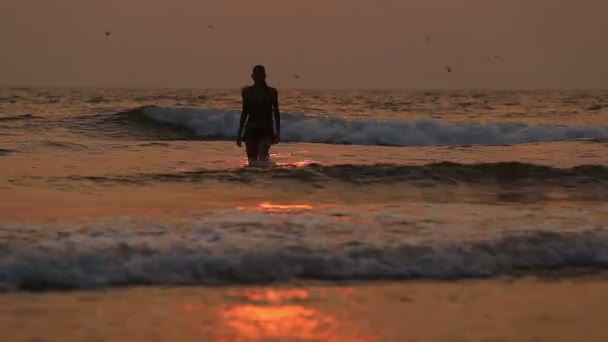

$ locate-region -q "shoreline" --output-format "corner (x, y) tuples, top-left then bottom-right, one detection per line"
(2, 279), (608, 341)
(0, 278), (608, 341)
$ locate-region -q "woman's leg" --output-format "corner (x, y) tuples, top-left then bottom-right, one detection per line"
(257, 137), (273, 161)
(245, 140), (258, 162)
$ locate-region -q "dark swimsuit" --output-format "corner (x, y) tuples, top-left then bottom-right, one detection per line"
(242, 85), (275, 143)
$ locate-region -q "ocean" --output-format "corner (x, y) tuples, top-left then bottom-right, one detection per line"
(1, 87), (608, 341)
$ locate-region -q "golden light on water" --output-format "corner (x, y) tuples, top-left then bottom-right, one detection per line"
(222, 304), (336, 340)
(240, 152), (318, 168)
(237, 202), (314, 212)
(275, 159), (318, 168)
(228, 288), (310, 302)
(259, 202), (313, 211)
(218, 288), (372, 342)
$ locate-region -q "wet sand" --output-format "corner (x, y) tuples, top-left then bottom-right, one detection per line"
(2, 279), (607, 342)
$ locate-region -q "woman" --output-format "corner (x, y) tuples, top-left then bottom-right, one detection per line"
(237, 65), (281, 166)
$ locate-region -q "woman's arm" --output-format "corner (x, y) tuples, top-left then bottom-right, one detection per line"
(272, 88), (280, 143)
(237, 87), (249, 146)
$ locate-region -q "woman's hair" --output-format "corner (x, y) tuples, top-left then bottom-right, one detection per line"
(252, 65), (268, 88)
(253, 65), (266, 74)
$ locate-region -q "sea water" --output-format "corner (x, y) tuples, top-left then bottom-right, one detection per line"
(1, 87), (608, 290)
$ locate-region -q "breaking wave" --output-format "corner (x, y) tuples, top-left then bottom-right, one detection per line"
(1, 229), (607, 291)
(119, 106), (608, 146)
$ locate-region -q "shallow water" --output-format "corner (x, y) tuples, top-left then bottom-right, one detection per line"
(3, 281), (608, 342)
(1, 87), (608, 290)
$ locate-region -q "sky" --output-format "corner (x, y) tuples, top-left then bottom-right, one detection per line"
(1, 0), (607, 89)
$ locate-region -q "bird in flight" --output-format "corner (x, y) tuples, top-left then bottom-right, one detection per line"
(293, 74), (300, 80)
(445, 66), (452, 73)
(104, 31), (111, 38)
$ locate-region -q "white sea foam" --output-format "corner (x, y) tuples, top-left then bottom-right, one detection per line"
(138, 106), (608, 146)
(1, 208), (607, 290)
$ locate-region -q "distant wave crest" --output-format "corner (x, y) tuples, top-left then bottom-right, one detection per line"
(119, 106), (608, 146)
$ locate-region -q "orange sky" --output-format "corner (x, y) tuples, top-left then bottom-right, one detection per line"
(1, 0), (607, 89)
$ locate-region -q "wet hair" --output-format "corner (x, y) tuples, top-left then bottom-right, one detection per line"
(253, 65), (266, 74)
(252, 65), (268, 88)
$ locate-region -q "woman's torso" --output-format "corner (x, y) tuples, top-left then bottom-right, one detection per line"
(243, 85), (273, 127)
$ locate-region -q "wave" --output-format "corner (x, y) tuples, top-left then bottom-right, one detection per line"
(120, 106), (608, 146)
(0, 148), (17, 157)
(0, 114), (40, 122)
(39, 141), (89, 150)
(1, 229), (607, 291)
(86, 96), (107, 104)
(0, 148), (16, 156)
(60, 162), (608, 187)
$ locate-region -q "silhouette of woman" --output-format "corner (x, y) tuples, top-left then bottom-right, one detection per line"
(237, 65), (281, 166)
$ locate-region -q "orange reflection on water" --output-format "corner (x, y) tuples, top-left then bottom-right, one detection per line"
(259, 202), (313, 211)
(239, 158), (318, 168)
(236, 202), (314, 212)
(221, 288), (370, 342)
(275, 159), (318, 168)
(228, 288), (310, 303)
(223, 305), (335, 341)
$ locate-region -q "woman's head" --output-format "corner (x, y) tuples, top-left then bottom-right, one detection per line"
(251, 65), (267, 85)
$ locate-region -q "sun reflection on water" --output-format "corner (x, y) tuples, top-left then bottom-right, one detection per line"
(228, 288), (310, 303)
(219, 288), (371, 342)
(275, 159), (318, 168)
(237, 202), (314, 213)
(240, 158), (319, 168)
(222, 304), (336, 341)
(259, 202), (313, 211)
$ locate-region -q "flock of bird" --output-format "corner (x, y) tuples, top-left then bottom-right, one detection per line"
(102, 27), (502, 80)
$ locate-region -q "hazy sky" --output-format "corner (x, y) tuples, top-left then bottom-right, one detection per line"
(1, 0), (607, 89)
